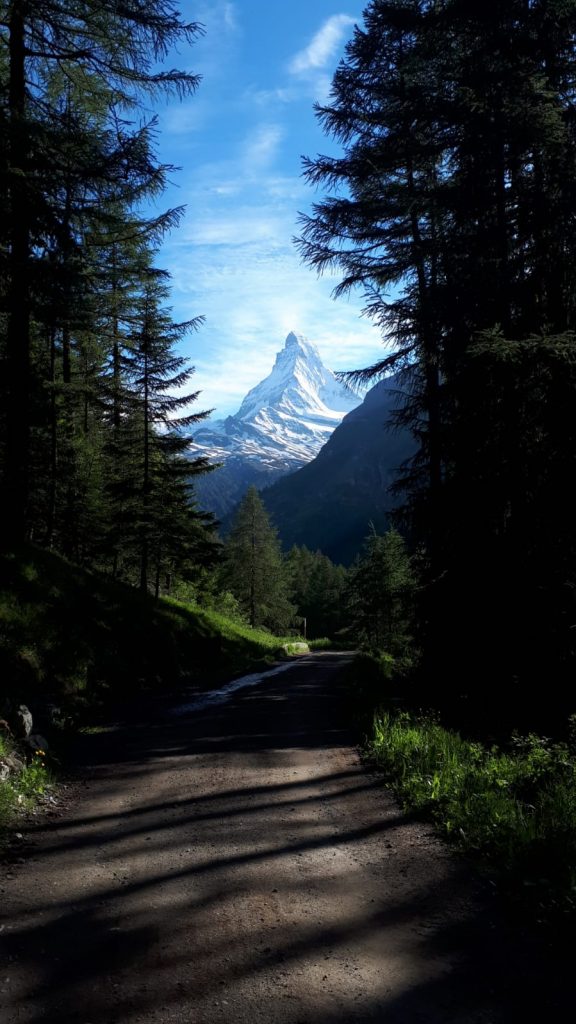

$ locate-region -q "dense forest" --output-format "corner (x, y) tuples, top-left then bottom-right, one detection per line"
(0, 0), (217, 591)
(299, 0), (576, 732)
(2, 0), (576, 735)
(2, 0), (576, 926)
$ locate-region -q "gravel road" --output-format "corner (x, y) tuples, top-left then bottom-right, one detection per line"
(0, 653), (569, 1023)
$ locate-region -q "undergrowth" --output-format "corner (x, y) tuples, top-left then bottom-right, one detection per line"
(0, 545), (305, 715)
(369, 709), (576, 918)
(307, 637), (333, 651)
(0, 735), (53, 844)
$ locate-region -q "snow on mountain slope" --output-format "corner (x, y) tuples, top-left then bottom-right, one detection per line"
(193, 331), (360, 470)
(191, 332), (361, 517)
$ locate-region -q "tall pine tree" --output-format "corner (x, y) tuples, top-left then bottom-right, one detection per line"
(221, 487), (294, 632)
(298, 0), (576, 718)
(0, 0), (202, 541)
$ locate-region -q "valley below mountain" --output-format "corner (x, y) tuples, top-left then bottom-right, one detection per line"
(191, 331), (415, 563)
(262, 374), (415, 564)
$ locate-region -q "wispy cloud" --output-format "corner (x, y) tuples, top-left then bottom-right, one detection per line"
(288, 14), (355, 75)
(195, 0), (240, 36)
(160, 99), (207, 137)
(165, 232), (383, 417)
(222, 2), (239, 33)
(242, 123), (284, 172)
(183, 206), (289, 247)
(245, 85), (295, 107)
(155, 4), (381, 420)
(187, 0), (242, 81)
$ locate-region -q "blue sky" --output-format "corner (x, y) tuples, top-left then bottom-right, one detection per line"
(154, 1), (383, 417)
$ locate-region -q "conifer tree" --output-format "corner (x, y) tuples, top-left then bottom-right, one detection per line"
(299, 0), (576, 709)
(286, 545), (347, 638)
(0, 0), (202, 541)
(221, 487), (294, 632)
(108, 270), (213, 592)
(347, 527), (415, 664)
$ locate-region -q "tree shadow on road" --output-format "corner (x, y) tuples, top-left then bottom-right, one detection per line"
(1, 658), (572, 1023)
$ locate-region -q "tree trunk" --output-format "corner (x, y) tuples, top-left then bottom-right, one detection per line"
(154, 549), (162, 600)
(5, 0), (31, 543)
(140, 336), (150, 593)
(406, 159), (443, 577)
(46, 327), (58, 548)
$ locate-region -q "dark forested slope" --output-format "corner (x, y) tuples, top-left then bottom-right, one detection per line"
(262, 376), (414, 564)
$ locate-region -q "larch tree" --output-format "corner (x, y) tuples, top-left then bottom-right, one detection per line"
(110, 268), (214, 593)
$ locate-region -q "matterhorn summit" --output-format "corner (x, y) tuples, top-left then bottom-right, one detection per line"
(191, 331), (360, 518)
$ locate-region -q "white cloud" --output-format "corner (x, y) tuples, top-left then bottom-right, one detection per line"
(245, 85), (295, 107)
(154, 7), (382, 420)
(313, 73), (335, 104)
(165, 231), (383, 417)
(188, 0), (242, 83)
(222, 2), (238, 33)
(195, 0), (240, 35)
(183, 207), (288, 247)
(289, 14), (355, 75)
(242, 123), (284, 171)
(160, 99), (206, 136)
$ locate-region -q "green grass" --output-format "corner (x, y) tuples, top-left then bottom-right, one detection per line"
(0, 734), (53, 844)
(0, 545), (302, 716)
(307, 637), (333, 651)
(368, 709), (576, 919)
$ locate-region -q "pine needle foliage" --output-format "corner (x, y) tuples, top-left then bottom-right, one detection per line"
(0, 1), (217, 595)
(221, 487), (295, 633)
(347, 526), (416, 666)
(298, 0), (576, 718)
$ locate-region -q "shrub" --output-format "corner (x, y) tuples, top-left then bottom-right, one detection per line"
(345, 651), (396, 718)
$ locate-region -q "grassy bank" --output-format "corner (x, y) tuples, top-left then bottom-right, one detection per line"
(0, 545), (305, 844)
(368, 707), (576, 919)
(0, 545), (300, 714)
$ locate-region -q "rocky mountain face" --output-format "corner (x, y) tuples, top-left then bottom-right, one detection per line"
(261, 374), (415, 564)
(191, 332), (360, 519)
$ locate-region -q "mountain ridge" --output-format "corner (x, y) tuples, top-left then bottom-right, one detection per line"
(261, 374), (416, 564)
(191, 332), (360, 517)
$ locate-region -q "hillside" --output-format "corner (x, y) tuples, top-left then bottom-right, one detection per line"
(0, 546), (297, 714)
(262, 375), (415, 564)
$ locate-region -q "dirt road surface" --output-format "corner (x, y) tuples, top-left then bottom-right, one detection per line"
(0, 653), (569, 1023)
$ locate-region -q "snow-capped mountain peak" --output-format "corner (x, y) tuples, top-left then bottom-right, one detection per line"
(235, 331), (355, 422)
(191, 331), (361, 518)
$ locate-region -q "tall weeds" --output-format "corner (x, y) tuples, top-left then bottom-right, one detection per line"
(369, 711), (576, 917)
(0, 735), (53, 843)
